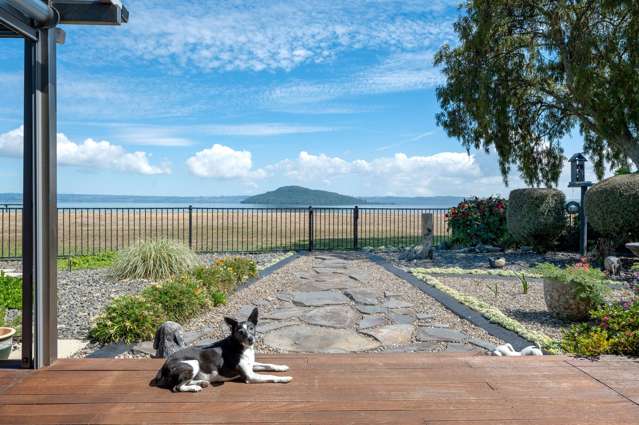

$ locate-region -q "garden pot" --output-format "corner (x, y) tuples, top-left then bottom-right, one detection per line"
(0, 327), (16, 360)
(543, 278), (592, 321)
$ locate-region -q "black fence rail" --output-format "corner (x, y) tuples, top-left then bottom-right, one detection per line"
(0, 206), (451, 258)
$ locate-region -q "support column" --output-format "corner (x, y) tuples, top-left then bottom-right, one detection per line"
(34, 28), (58, 368)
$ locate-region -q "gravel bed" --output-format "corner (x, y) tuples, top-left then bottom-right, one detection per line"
(433, 274), (637, 340)
(184, 253), (504, 354)
(379, 249), (580, 272)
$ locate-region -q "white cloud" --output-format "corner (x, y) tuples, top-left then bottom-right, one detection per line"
(186, 144), (266, 179)
(0, 126), (170, 175)
(69, 0), (458, 73)
(267, 150), (482, 195)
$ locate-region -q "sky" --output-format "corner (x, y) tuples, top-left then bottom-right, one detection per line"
(0, 0), (594, 198)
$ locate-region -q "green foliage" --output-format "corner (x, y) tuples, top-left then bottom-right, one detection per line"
(91, 256), (256, 343)
(507, 188), (566, 251)
(111, 239), (201, 281)
(89, 296), (162, 344)
(516, 272), (529, 295)
(142, 276), (208, 323)
(434, 1), (639, 185)
(534, 263), (609, 307)
(585, 174), (639, 244)
(0, 272), (21, 310)
(562, 301), (639, 356)
(58, 252), (116, 271)
(446, 197), (508, 247)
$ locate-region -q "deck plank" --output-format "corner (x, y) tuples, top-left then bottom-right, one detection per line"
(0, 354), (637, 424)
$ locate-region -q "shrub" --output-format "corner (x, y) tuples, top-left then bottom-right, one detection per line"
(507, 188), (566, 251)
(585, 174), (639, 244)
(142, 276), (209, 323)
(58, 252), (116, 271)
(562, 301), (639, 356)
(193, 265), (238, 294)
(89, 295), (162, 344)
(111, 239), (201, 281)
(446, 196), (508, 247)
(534, 263), (609, 308)
(0, 272), (21, 310)
(216, 257), (258, 282)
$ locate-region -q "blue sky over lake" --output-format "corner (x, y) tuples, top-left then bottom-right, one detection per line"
(0, 0), (589, 197)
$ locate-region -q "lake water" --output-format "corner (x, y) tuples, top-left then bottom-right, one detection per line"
(52, 202), (455, 209)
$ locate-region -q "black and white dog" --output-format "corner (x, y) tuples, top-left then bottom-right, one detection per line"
(150, 307), (291, 392)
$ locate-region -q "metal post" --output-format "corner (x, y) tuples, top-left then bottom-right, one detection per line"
(33, 27), (59, 367)
(579, 186), (588, 257)
(188, 205), (193, 249)
(21, 37), (36, 369)
(353, 206), (359, 250)
(308, 206), (313, 251)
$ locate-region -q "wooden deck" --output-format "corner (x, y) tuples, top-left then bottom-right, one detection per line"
(0, 353), (638, 424)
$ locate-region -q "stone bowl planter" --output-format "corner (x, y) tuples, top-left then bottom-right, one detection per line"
(543, 278), (592, 321)
(0, 327), (16, 360)
(626, 242), (639, 258)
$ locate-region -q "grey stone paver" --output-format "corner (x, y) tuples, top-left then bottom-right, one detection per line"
(416, 327), (467, 343)
(263, 325), (380, 353)
(292, 291), (351, 307)
(362, 324), (414, 346)
(301, 306), (359, 328)
(262, 306), (307, 320)
(257, 320), (298, 334)
(383, 298), (414, 309)
(389, 313), (415, 325)
(355, 305), (387, 315)
(358, 314), (386, 330)
(344, 288), (381, 305)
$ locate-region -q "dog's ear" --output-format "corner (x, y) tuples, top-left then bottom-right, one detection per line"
(248, 307), (258, 325)
(224, 317), (238, 330)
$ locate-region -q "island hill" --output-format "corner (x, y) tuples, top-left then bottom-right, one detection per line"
(241, 186), (366, 206)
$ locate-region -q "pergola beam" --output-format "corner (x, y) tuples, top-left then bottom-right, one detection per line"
(0, 6), (38, 40)
(55, 1), (128, 25)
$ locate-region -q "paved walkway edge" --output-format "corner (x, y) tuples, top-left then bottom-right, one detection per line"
(366, 253), (535, 351)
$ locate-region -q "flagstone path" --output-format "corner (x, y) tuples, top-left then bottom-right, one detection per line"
(242, 254), (498, 354)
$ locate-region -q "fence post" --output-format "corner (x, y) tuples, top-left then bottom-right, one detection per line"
(421, 213), (434, 259)
(188, 205), (193, 249)
(308, 206), (314, 251)
(353, 206), (359, 250)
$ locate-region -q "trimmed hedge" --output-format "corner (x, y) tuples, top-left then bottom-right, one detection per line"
(507, 188), (566, 251)
(585, 174), (639, 244)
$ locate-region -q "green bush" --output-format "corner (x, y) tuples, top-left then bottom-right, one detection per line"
(216, 257), (258, 283)
(142, 276), (209, 323)
(534, 263), (609, 307)
(89, 295), (163, 344)
(562, 301), (639, 356)
(585, 174), (639, 244)
(446, 197), (508, 247)
(58, 252), (116, 271)
(0, 272), (21, 310)
(193, 264), (237, 294)
(111, 239), (201, 281)
(507, 188), (566, 251)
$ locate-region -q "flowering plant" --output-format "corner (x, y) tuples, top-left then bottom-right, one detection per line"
(446, 196), (508, 247)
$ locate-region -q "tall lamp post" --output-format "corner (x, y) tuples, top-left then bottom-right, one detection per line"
(568, 153), (593, 256)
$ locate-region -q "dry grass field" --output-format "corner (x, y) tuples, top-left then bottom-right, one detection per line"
(1, 207), (450, 258)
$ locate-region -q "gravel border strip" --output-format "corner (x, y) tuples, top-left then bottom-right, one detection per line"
(366, 253), (535, 351)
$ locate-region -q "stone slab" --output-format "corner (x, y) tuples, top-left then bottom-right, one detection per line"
(389, 313), (415, 325)
(263, 325), (380, 353)
(361, 324), (414, 346)
(257, 320), (298, 334)
(355, 305), (387, 315)
(358, 314), (386, 330)
(383, 298), (414, 309)
(343, 288), (381, 305)
(276, 292), (295, 302)
(292, 291), (351, 307)
(445, 343), (477, 353)
(416, 327), (467, 343)
(262, 307), (307, 320)
(301, 306), (360, 329)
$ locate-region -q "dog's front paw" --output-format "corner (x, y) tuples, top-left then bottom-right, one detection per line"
(276, 365), (289, 372)
(278, 376), (293, 383)
(200, 381), (210, 388)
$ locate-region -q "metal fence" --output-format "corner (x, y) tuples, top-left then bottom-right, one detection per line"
(0, 205), (450, 258)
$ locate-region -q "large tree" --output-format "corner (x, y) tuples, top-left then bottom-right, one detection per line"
(435, 0), (639, 186)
